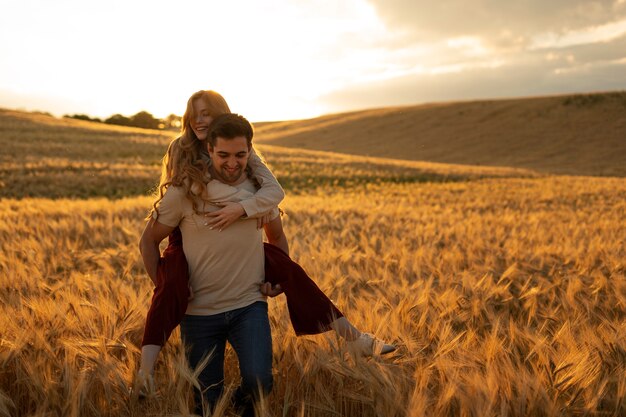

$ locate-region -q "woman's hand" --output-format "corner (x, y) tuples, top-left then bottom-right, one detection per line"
(259, 282), (283, 297)
(203, 202), (245, 231)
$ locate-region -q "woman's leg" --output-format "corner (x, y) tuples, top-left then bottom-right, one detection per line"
(264, 242), (344, 336)
(264, 243), (395, 355)
(139, 228), (189, 380)
(139, 344), (162, 376)
(329, 317), (361, 341)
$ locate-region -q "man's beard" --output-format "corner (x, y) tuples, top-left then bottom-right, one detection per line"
(218, 166), (244, 183)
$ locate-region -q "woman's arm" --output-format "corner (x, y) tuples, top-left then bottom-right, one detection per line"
(240, 149), (284, 217)
(204, 149), (284, 231)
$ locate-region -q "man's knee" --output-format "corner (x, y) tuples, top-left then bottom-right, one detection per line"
(241, 371), (273, 397)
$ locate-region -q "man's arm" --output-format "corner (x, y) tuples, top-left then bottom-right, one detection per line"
(260, 215), (289, 297)
(264, 215), (289, 255)
(139, 218), (176, 286)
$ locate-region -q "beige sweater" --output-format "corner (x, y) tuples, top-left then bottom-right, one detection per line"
(155, 178), (276, 315)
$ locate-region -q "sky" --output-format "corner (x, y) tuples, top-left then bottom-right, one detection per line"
(1, 0), (625, 122)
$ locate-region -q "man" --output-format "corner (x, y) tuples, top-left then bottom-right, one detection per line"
(140, 113), (278, 416)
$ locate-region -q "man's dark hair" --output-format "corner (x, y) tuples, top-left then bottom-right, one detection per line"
(208, 113), (253, 148)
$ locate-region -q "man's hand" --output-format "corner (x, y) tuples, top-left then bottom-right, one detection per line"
(256, 212), (273, 230)
(259, 282), (283, 297)
(188, 284), (194, 301)
(204, 202), (245, 231)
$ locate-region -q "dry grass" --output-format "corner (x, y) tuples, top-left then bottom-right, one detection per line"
(0, 109), (535, 199)
(1, 176), (625, 416)
(255, 92), (626, 177)
(0, 107), (624, 416)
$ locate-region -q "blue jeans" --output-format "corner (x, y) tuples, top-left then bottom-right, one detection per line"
(180, 301), (273, 417)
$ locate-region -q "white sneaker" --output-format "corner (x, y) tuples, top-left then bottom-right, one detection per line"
(132, 369), (157, 399)
(347, 333), (396, 357)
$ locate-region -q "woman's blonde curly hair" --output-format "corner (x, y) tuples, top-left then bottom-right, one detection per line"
(150, 90), (231, 220)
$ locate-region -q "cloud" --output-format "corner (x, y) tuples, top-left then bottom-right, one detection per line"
(1, 0), (624, 120)
(0, 88), (86, 116)
(319, 60), (626, 114)
(365, 0), (626, 48)
(540, 33), (626, 64)
(312, 1), (626, 115)
(318, 33), (626, 113)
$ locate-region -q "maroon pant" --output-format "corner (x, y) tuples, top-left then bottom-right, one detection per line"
(142, 228), (344, 346)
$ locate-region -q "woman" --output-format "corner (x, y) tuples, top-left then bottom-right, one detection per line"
(136, 90), (395, 396)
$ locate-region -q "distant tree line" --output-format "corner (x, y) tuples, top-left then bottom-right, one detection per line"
(63, 111), (182, 130)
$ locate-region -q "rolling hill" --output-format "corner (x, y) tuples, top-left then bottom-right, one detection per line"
(0, 108), (534, 199)
(2, 90), (624, 200)
(254, 92), (626, 177)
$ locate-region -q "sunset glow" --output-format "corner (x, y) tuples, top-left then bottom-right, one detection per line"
(1, 0), (625, 121)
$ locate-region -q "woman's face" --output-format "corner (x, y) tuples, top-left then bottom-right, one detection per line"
(191, 98), (214, 141)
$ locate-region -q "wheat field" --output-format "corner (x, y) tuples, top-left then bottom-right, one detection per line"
(1, 110), (625, 416)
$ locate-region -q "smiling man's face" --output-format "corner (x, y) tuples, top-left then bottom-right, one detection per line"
(208, 136), (250, 184)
